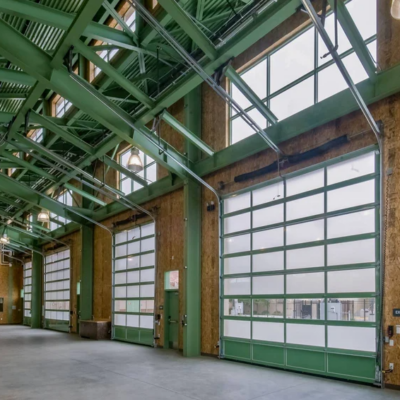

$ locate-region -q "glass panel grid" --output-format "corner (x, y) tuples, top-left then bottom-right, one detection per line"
(44, 249), (71, 329)
(23, 261), (32, 320)
(221, 149), (380, 358)
(229, 0), (377, 144)
(112, 222), (156, 342)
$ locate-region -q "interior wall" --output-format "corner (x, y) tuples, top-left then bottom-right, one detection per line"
(0, 260), (23, 325)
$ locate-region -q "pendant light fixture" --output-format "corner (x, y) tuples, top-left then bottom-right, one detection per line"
(392, 0), (400, 19)
(0, 233), (9, 244)
(37, 209), (50, 223)
(127, 147), (144, 173)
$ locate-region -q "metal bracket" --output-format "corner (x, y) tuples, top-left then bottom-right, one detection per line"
(213, 57), (234, 86)
(64, 46), (74, 73)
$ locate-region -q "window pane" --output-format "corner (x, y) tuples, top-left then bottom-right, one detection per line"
(224, 234), (251, 254)
(271, 28), (315, 93)
(224, 256), (251, 275)
(224, 193), (250, 214)
(224, 212), (251, 234)
(287, 246), (324, 270)
(224, 277), (251, 295)
(287, 169), (324, 196)
(327, 180), (375, 212)
(224, 319), (250, 339)
(253, 227), (284, 250)
(253, 181), (284, 206)
(224, 298), (251, 317)
(328, 268), (375, 293)
(252, 321), (284, 342)
(270, 77), (314, 120)
(327, 298), (376, 322)
(286, 194), (324, 221)
(328, 326), (375, 352)
(327, 210), (375, 239)
(252, 251), (284, 273)
(327, 152), (375, 185)
(327, 239), (375, 266)
(286, 299), (323, 320)
(253, 299), (284, 318)
(287, 272), (325, 294)
(252, 275), (284, 295)
(253, 204), (284, 228)
(286, 220), (324, 245)
(346, 0), (376, 40)
(286, 323), (325, 347)
(146, 164), (157, 183)
(231, 108), (266, 144)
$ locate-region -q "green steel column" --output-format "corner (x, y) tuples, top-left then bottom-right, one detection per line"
(31, 239), (43, 329)
(8, 260), (13, 323)
(79, 180), (94, 321)
(183, 86), (202, 357)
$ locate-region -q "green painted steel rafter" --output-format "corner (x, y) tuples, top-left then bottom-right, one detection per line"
(157, 0), (217, 60)
(160, 110), (214, 156)
(64, 183), (107, 207)
(0, 67), (35, 86)
(327, 0), (376, 81)
(225, 65), (278, 124)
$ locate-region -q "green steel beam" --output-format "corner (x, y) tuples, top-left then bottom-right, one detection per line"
(225, 65), (278, 124)
(30, 111), (95, 155)
(183, 87), (201, 357)
(31, 234), (43, 328)
(0, 67), (35, 86)
(102, 155), (148, 187)
(157, 0), (217, 60)
(0, 92), (31, 100)
(0, 162), (21, 169)
(0, 194), (23, 208)
(160, 110), (214, 157)
(191, 0), (206, 52)
(0, 112), (15, 123)
(75, 41), (155, 108)
(0, 0), (135, 52)
(328, 0), (376, 81)
(64, 182), (107, 207)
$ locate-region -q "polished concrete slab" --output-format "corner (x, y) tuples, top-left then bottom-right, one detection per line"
(0, 325), (397, 400)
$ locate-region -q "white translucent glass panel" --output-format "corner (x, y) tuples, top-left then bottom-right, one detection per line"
(286, 220), (324, 245)
(346, 0), (376, 41)
(328, 239), (375, 266)
(270, 28), (315, 93)
(287, 272), (325, 294)
(115, 231), (127, 244)
(224, 277), (251, 295)
(127, 271), (139, 283)
(114, 300), (126, 312)
(224, 212), (251, 234)
(270, 77), (314, 121)
(224, 234), (250, 255)
(253, 227), (284, 250)
(127, 226), (140, 240)
(327, 153), (375, 185)
(253, 181), (284, 206)
(253, 204), (284, 228)
(287, 246), (324, 270)
(127, 256), (140, 270)
(253, 275), (284, 295)
(140, 284), (154, 297)
(224, 298), (251, 317)
(253, 251), (284, 272)
(286, 323), (325, 347)
(127, 285), (139, 298)
(231, 108), (266, 144)
(224, 193), (251, 214)
(318, 13), (351, 66)
(367, 40), (377, 64)
(328, 268), (375, 293)
(141, 253), (155, 267)
(328, 326), (375, 352)
(140, 268), (154, 282)
(115, 244), (127, 257)
(328, 210), (375, 239)
(128, 241), (140, 255)
(224, 319), (251, 339)
(141, 238), (155, 252)
(115, 272), (127, 285)
(127, 314), (139, 328)
(114, 314), (126, 326)
(231, 60), (267, 114)
(115, 286), (127, 298)
(286, 169), (324, 197)
(141, 223), (155, 237)
(224, 256), (251, 275)
(318, 53), (368, 102)
(252, 321), (284, 343)
(327, 180), (375, 212)
(287, 194), (324, 221)
(140, 315), (154, 329)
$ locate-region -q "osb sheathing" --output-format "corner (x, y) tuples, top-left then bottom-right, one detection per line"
(92, 189), (185, 349)
(43, 230), (81, 333)
(0, 260), (23, 324)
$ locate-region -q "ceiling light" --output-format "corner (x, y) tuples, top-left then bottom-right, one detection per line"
(392, 0), (400, 19)
(127, 147), (143, 173)
(0, 234), (9, 244)
(38, 209), (50, 223)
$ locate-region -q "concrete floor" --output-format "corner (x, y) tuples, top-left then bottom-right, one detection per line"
(0, 326), (398, 400)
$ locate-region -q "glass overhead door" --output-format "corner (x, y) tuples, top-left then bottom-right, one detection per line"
(221, 147), (380, 384)
(44, 249), (71, 332)
(112, 222), (156, 346)
(23, 261), (32, 326)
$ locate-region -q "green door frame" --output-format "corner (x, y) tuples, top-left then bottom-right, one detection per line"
(164, 289), (179, 350)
